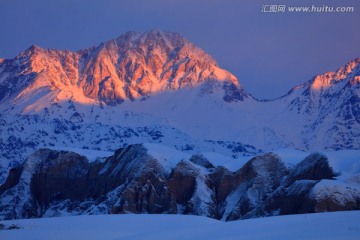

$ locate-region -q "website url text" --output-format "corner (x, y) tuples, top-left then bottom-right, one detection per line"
(261, 5), (355, 13)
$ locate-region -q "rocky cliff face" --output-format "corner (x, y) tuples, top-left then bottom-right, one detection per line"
(0, 144), (358, 221)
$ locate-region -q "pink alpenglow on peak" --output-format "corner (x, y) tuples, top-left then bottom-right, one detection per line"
(310, 58), (360, 91)
(0, 30), (243, 110)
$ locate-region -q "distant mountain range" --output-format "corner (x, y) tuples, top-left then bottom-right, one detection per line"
(0, 30), (358, 167)
(0, 29), (359, 221)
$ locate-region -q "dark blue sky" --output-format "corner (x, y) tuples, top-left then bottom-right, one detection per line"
(0, 0), (359, 99)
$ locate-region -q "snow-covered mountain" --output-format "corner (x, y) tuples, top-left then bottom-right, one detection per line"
(0, 29), (242, 109)
(278, 58), (360, 150)
(0, 30), (359, 221)
(0, 29), (359, 183)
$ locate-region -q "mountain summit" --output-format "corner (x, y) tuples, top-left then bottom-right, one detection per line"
(0, 29), (244, 109)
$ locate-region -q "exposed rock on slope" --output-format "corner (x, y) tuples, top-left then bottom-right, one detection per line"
(0, 144), (358, 221)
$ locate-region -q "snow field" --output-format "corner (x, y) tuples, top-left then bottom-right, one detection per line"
(1, 211), (359, 240)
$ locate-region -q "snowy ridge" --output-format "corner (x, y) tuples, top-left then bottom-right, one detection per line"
(143, 143), (191, 173)
(47, 147), (112, 162)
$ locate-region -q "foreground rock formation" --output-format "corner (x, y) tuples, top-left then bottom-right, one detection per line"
(0, 144), (358, 221)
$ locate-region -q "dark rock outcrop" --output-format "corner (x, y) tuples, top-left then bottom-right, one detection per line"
(0, 145), (358, 221)
(0, 166), (23, 196)
(284, 153), (336, 186)
(263, 153), (345, 216)
(30, 150), (90, 206)
(225, 153), (288, 220)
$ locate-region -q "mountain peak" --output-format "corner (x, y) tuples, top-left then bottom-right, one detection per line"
(139, 28), (170, 40)
(138, 29), (178, 51)
(112, 29), (218, 67)
(23, 44), (45, 55)
(28, 44), (43, 51)
(336, 58), (360, 76)
(309, 58), (360, 91)
(15, 44), (49, 66)
(282, 58), (360, 97)
(0, 30), (243, 110)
